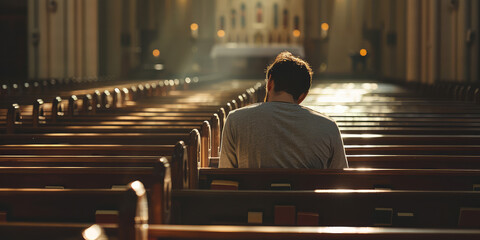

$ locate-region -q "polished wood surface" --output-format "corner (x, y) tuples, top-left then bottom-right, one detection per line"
(148, 225), (480, 240)
(199, 168), (480, 190)
(171, 189), (480, 228)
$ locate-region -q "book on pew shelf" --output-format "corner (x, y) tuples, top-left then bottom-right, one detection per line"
(210, 180), (239, 190)
(373, 208), (393, 226)
(247, 211), (263, 225)
(472, 184), (480, 191)
(274, 205), (296, 226)
(297, 212), (319, 226)
(0, 212), (6, 222)
(95, 210), (119, 224)
(395, 212), (416, 227)
(270, 183), (292, 190)
(458, 208), (480, 228)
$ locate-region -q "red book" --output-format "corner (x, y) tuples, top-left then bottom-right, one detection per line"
(274, 205), (296, 225)
(297, 212), (319, 226)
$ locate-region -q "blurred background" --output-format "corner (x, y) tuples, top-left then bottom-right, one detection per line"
(0, 0), (478, 85)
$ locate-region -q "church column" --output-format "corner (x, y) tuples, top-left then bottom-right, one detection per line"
(65, 0), (75, 79)
(74, 1), (84, 79)
(48, 0), (65, 79)
(456, 0), (467, 82)
(395, 0), (406, 81)
(84, 0), (98, 79)
(468, 0), (479, 82)
(405, 0), (420, 83)
(119, 0), (138, 77)
(27, 0), (37, 79)
(424, 0), (440, 85)
(420, 0), (428, 84)
(103, 0), (122, 78)
(36, 0), (49, 79)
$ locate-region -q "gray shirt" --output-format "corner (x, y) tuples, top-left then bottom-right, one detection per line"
(219, 102), (348, 168)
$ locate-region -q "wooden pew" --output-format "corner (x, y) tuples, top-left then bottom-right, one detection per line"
(306, 105), (480, 114)
(148, 225), (480, 240)
(0, 223), (118, 240)
(0, 140), (194, 188)
(337, 122), (480, 127)
(332, 115), (480, 122)
(330, 112), (480, 118)
(0, 166), (159, 189)
(3, 133), (480, 145)
(344, 145), (480, 155)
(0, 144), (175, 156)
(340, 127), (480, 135)
(0, 155), (160, 167)
(198, 168), (480, 191)
(0, 91), (225, 163)
(6, 125), (199, 134)
(0, 133), (190, 145)
(0, 181), (147, 240)
(209, 155), (480, 169)
(342, 134), (480, 145)
(347, 155), (480, 169)
(171, 189), (480, 228)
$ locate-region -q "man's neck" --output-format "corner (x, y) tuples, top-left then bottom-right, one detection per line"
(266, 91), (297, 104)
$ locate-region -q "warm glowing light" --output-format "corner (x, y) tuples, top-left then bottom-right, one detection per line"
(217, 29), (225, 38)
(322, 227), (376, 234)
(154, 64), (163, 70)
(360, 49), (368, 56)
(361, 83), (378, 90)
(152, 49), (160, 57)
(190, 23), (198, 31)
(344, 168), (378, 171)
(131, 181), (146, 196)
(292, 29), (301, 37)
(315, 189), (385, 193)
(321, 23), (330, 31)
(82, 224), (103, 240)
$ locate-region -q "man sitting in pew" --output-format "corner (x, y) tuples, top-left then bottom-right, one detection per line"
(219, 51), (347, 168)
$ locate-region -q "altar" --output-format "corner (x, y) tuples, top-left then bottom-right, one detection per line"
(210, 44), (305, 77)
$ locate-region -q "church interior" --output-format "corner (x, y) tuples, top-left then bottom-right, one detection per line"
(1, 0), (480, 239)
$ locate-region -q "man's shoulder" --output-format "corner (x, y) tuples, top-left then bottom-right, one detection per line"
(228, 102), (264, 118)
(299, 105), (337, 124)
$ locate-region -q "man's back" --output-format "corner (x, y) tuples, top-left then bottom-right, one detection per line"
(219, 102), (348, 168)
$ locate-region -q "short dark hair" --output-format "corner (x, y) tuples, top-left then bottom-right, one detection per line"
(265, 51), (313, 100)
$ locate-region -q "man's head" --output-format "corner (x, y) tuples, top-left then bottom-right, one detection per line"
(265, 51), (313, 102)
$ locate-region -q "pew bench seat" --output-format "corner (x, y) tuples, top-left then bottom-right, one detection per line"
(0, 155), (160, 167)
(0, 133), (189, 145)
(0, 144), (175, 156)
